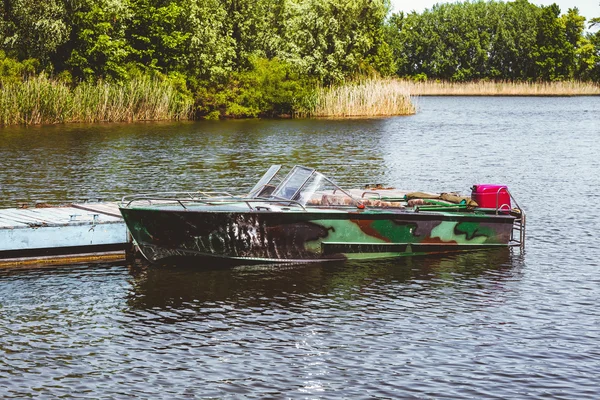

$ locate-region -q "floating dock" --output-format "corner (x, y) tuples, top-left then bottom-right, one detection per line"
(0, 202), (131, 268)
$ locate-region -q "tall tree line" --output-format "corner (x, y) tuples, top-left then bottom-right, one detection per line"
(387, 0), (600, 81)
(0, 0), (391, 83)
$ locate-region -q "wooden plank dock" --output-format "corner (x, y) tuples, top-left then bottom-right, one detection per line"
(0, 202), (132, 268)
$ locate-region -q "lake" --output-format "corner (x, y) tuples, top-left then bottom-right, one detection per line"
(1, 96), (599, 398)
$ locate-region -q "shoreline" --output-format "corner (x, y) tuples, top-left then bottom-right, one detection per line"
(1, 79), (599, 127)
(404, 80), (600, 97)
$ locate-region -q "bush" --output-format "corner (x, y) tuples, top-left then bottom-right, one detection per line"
(194, 56), (317, 118)
(0, 52), (40, 85)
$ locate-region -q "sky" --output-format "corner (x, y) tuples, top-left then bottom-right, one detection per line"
(390, 0), (600, 23)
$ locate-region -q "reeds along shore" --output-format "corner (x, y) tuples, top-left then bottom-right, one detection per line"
(293, 79), (600, 118)
(0, 74), (192, 126)
(406, 80), (600, 96)
(1, 76), (599, 126)
(304, 79), (416, 118)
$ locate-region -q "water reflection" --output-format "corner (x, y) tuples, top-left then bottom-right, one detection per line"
(126, 249), (523, 315)
(0, 119), (390, 207)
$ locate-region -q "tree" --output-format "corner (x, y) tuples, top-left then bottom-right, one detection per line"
(534, 4), (562, 80)
(126, 0), (189, 73)
(487, 0), (540, 80)
(0, 0), (69, 68)
(277, 0), (391, 84)
(220, 0), (285, 69)
(582, 1), (600, 81)
(181, 0), (236, 82)
(66, 0), (133, 81)
(386, 0), (594, 82)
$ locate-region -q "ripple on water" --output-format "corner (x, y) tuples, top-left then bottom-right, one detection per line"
(1, 97), (600, 398)
(0, 247), (597, 398)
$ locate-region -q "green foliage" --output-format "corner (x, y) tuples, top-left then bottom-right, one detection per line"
(1, 0), (599, 126)
(534, 4), (571, 81)
(572, 6), (600, 81)
(575, 36), (597, 80)
(363, 38), (397, 77)
(580, 30), (600, 81)
(0, 0), (69, 65)
(386, 0), (594, 82)
(220, 0), (285, 68)
(412, 73), (428, 82)
(0, 51), (39, 84)
(127, 0), (189, 72)
(486, 0), (539, 80)
(67, 0), (133, 81)
(182, 0), (236, 81)
(195, 56), (316, 118)
(278, 0), (391, 84)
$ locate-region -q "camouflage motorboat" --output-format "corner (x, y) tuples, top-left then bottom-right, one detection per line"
(119, 165), (525, 264)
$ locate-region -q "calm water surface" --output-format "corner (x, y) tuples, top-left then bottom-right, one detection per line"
(1, 97), (599, 398)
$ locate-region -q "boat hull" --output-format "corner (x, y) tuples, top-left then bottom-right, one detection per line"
(120, 207), (516, 265)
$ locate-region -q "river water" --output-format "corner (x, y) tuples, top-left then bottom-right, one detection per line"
(1, 97), (599, 398)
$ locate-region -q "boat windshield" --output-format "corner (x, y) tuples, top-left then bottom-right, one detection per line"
(249, 165), (358, 206)
(247, 165), (281, 198)
(270, 166), (315, 200)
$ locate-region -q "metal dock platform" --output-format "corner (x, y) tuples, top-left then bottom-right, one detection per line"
(0, 202), (131, 268)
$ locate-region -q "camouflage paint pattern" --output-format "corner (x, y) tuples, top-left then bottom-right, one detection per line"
(120, 203), (515, 264)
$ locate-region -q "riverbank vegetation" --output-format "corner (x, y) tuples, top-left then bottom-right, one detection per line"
(0, 73), (192, 125)
(0, 0), (599, 125)
(306, 79), (415, 118)
(407, 80), (600, 96)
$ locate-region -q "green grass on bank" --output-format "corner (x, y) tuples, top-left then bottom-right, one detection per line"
(0, 74), (192, 126)
(0, 74), (418, 126)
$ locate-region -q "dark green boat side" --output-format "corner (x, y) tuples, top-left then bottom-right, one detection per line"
(120, 204), (518, 264)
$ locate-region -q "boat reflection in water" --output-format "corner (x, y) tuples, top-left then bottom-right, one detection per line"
(126, 248), (524, 315)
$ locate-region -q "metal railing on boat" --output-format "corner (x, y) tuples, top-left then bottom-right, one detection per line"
(506, 189), (526, 250)
(120, 192), (308, 211)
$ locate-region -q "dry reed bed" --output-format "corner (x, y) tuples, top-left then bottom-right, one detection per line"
(406, 80), (600, 96)
(0, 75), (192, 126)
(308, 79), (416, 117)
